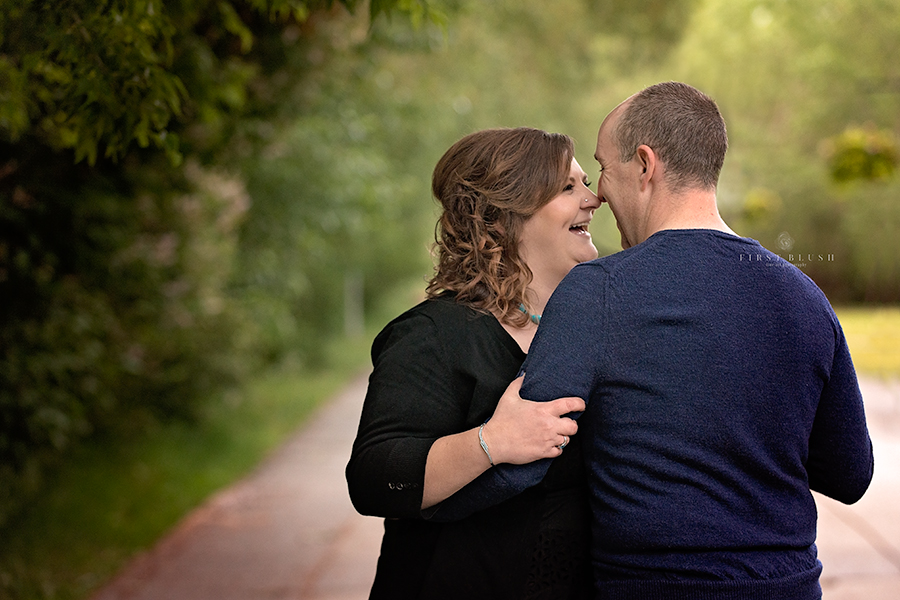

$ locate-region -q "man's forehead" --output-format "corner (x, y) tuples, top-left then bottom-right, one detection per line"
(594, 96), (634, 162)
(594, 117), (616, 161)
(595, 100), (630, 156)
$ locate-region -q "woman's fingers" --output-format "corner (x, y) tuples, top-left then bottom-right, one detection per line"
(546, 395), (585, 417)
(487, 378), (586, 464)
(557, 416), (578, 436)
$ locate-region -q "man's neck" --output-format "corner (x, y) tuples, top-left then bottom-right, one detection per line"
(643, 187), (735, 241)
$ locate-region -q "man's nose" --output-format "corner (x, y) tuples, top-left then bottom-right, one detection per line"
(593, 180), (606, 205)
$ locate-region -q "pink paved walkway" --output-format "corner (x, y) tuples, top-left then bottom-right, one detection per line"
(90, 374), (900, 600)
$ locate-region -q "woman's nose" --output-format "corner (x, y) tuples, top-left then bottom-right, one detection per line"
(583, 190), (601, 209)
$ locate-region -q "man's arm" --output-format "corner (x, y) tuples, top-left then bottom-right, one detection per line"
(807, 319), (874, 504)
(425, 266), (604, 521)
(519, 269), (606, 404)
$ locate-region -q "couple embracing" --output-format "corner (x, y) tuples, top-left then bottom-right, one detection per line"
(346, 81), (874, 600)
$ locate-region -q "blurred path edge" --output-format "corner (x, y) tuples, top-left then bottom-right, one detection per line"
(90, 369), (383, 600)
(90, 374), (900, 600)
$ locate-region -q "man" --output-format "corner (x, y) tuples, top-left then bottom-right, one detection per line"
(519, 81), (874, 599)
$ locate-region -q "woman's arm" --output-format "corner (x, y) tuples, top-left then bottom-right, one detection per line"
(346, 313), (457, 519)
(421, 377), (583, 509)
(346, 308), (583, 519)
(422, 275), (603, 522)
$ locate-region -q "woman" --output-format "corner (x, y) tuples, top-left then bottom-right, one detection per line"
(346, 127), (601, 599)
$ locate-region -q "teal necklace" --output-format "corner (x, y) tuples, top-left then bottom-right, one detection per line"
(518, 303), (541, 325)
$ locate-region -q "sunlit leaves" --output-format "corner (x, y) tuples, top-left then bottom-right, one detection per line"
(825, 126), (898, 183)
(0, 0), (451, 166)
(370, 0), (449, 28)
(672, 0), (900, 301)
(1, 0), (187, 164)
(741, 187), (782, 225)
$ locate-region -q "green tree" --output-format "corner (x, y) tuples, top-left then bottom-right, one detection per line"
(0, 0), (447, 163)
(671, 0), (900, 302)
(0, 0), (449, 525)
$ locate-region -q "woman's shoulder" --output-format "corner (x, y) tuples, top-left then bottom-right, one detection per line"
(389, 293), (489, 329)
(372, 294), (496, 357)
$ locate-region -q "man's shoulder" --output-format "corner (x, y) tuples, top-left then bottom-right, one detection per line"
(570, 235), (674, 276)
(578, 230), (771, 273)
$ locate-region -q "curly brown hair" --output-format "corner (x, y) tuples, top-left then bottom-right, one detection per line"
(426, 127), (575, 327)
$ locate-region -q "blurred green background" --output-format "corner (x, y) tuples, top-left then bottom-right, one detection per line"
(1, 0), (899, 597)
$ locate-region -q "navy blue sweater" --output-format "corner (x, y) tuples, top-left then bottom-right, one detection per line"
(437, 230), (874, 599)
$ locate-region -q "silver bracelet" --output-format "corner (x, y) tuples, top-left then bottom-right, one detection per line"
(478, 423), (494, 467)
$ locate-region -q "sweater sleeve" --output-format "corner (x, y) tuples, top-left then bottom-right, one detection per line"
(424, 268), (602, 522)
(806, 318), (874, 504)
(520, 267), (605, 404)
(346, 312), (470, 519)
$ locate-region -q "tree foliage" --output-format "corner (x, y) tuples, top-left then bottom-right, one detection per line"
(0, 0), (449, 526)
(2, 0), (900, 538)
(669, 0), (900, 302)
(825, 126), (898, 183)
(0, 0), (446, 164)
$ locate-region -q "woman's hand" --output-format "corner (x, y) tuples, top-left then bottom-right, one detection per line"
(421, 376), (583, 509)
(481, 376), (584, 465)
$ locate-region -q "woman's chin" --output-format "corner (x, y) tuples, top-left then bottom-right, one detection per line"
(578, 243), (599, 263)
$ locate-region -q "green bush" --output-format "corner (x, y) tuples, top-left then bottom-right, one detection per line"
(0, 0), (451, 526)
(0, 149), (248, 525)
(826, 126), (898, 183)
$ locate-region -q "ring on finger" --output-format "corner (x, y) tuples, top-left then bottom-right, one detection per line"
(558, 435), (569, 450)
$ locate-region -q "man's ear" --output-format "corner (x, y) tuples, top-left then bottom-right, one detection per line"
(635, 144), (657, 192)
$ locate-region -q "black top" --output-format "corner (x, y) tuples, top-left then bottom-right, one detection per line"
(346, 295), (591, 599)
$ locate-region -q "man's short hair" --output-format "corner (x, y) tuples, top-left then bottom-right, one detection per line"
(615, 81), (728, 191)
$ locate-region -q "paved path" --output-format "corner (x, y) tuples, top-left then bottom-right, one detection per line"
(91, 374), (900, 600)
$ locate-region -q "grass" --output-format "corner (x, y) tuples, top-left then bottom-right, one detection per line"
(835, 306), (900, 377)
(0, 335), (372, 600)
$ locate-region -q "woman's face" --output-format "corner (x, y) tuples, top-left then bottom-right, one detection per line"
(518, 158), (601, 287)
